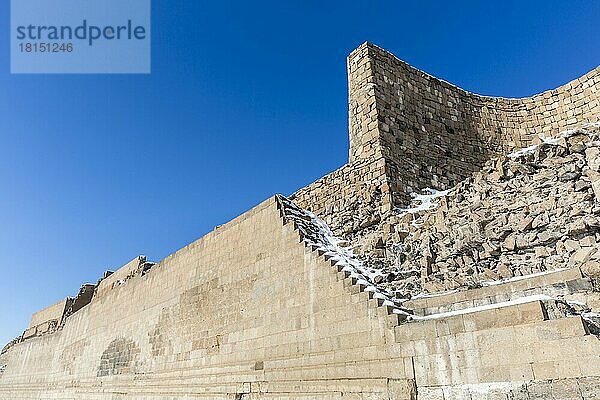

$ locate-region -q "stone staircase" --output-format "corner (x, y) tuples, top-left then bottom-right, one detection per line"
(279, 195), (600, 399)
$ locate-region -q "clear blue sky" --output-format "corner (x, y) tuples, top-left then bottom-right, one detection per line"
(0, 0), (598, 345)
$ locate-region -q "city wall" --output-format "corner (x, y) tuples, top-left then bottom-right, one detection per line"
(28, 299), (70, 329)
(1, 197), (599, 399)
(0, 198), (412, 399)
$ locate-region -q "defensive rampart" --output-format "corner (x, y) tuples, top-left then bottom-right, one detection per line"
(0, 197), (413, 399)
(1, 43), (600, 400)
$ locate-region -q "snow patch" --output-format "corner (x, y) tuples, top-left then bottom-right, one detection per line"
(421, 382), (527, 397)
(508, 122), (600, 158)
(396, 188), (452, 218)
(480, 268), (568, 287)
(583, 312), (600, 319)
(582, 312), (600, 336)
(508, 144), (538, 158)
(582, 312), (600, 325)
(411, 289), (460, 300)
(410, 294), (553, 321)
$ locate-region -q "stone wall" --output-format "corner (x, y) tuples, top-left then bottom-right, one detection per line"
(95, 255), (147, 297)
(350, 42), (600, 205)
(291, 160), (393, 238)
(2, 43), (600, 400)
(294, 42), (600, 226)
(0, 198), (414, 399)
(18, 299), (72, 343)
(1, 197), (599, 399)
(2, 285), (97, 355)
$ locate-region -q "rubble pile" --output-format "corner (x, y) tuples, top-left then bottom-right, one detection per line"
(353, 124), (600, 298)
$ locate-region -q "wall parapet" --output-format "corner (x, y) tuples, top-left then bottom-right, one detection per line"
(27, 298), (71, 329)
(94, 255), (155, 298)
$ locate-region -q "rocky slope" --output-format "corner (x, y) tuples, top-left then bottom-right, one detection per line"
(350, 123), (600, 306)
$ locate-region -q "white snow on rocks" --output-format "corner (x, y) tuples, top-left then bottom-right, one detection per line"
(582, 312), (600, 333)
(409, 294), (554, 321)
(479, 268), (568, 287)
(508, 122), (600, 158)
(508, 144), (539, 158)
(419, 382), (528, 399)
(396, 188), (452, 218)
(411, 289), (460, 300)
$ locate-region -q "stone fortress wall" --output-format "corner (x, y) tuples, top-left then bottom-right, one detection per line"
(293, 42), (600, 221)
(21, 299), (72, 341)
(0, 198), (416, 399)
(1, 197), (599, 400)
(355, 43), (600, 206)
(1, 43), (600, 400)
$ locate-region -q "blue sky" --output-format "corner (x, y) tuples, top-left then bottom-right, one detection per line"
(0, 0), (598, 345)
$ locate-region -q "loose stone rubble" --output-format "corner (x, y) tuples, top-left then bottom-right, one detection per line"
(345, 124), (600, 309)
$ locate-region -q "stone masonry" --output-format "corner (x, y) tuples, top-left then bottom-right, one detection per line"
(371, 124), (600, 298)
(293, 42), (600, 230)
(350, 43), (600, 203)
(291, 42), (600, 297)
(0, 43), (599, 400)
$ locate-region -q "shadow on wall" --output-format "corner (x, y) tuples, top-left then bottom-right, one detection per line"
(349, 42), (600, 206)
(292, 42), (600, 237)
